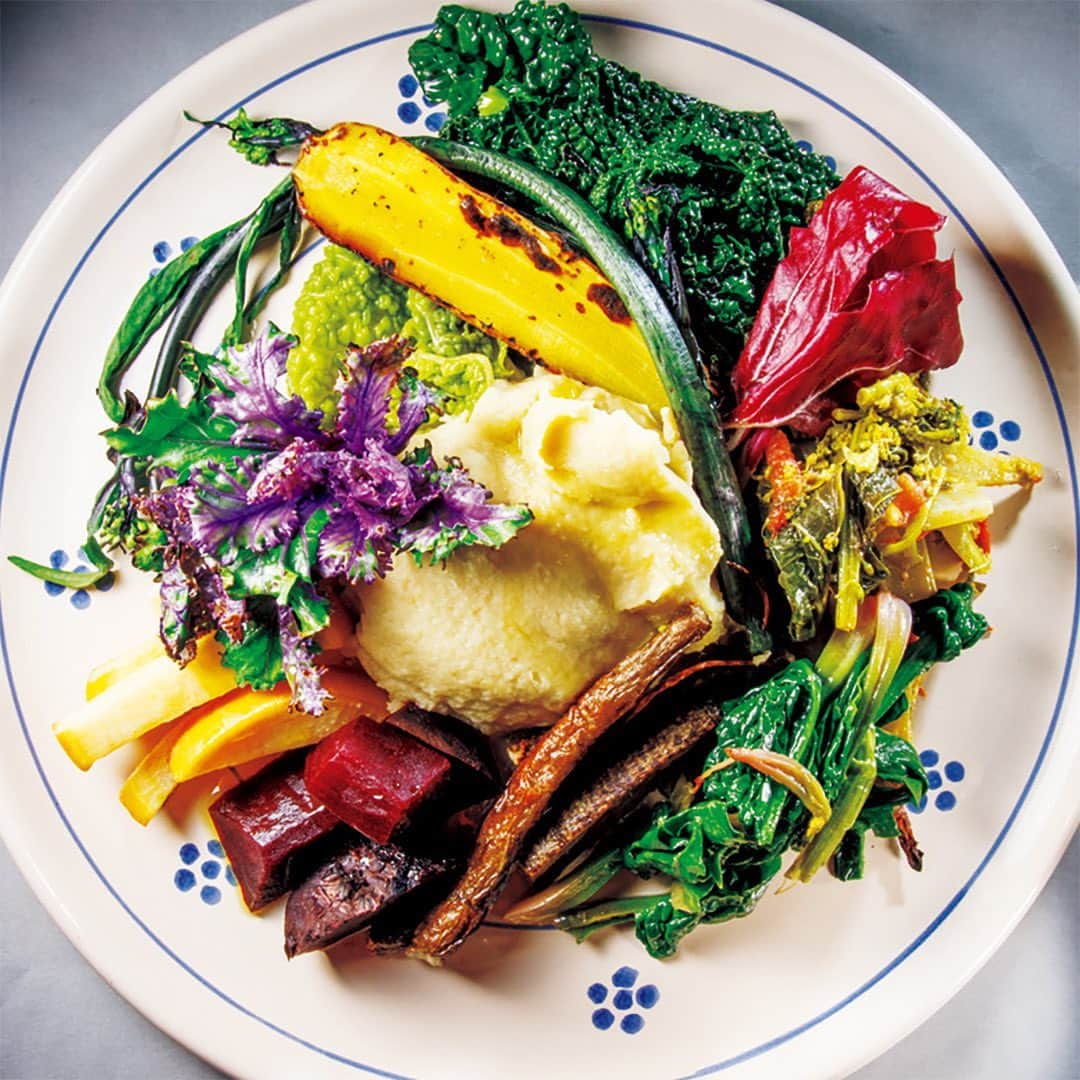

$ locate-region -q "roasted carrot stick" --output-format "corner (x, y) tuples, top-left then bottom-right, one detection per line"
(408, 605), (710, 963)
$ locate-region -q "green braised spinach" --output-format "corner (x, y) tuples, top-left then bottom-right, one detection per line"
(560, 585), (987, 958)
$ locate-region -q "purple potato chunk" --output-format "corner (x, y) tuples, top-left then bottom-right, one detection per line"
(284, 837), (453, 957)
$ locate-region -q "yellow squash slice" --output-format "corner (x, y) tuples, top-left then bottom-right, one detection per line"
(85, 636), (165, 699)
(117, 694), (243, 826)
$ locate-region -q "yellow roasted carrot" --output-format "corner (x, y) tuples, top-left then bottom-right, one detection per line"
(292, 123), (667, 411)
(85, 636), (166, 699)
(118, 693), (244, 825)
(168, 669), (388, 783)
(56, 635), (239, 770)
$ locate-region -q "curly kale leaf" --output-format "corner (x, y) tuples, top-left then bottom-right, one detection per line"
(218, 601), (285, 690)
(410, 1), (838, 383)
(409, 1), (592, 117)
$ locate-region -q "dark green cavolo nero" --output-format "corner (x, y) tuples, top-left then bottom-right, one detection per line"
(409, 0), (839, 389)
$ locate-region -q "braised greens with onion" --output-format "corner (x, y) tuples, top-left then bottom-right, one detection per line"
(13, 0), (1042, 965)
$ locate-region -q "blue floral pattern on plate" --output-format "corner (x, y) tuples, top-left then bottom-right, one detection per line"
(909, 749), (966, 814)
(174, 840), (237, 906)
(40, 548), (114, 609)
(970, 409), (1022, 453)
(149, 235), (198, 276)
(587, 966), (659, 1034)
(396, 74), (447, 132)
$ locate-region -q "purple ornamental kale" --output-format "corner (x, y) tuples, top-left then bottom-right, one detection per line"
(186, 455), (302, 555)
(173, 539), (246, 642)
(334, 337), (441, 455)
(142, 329), (530, 711)
(158, 553), (198, 663)
(386, 367), (443, 456)
(398, 445), (535, 565)
(315, 508), (393, 584)
(278, 605), (328, 715)
(207, 331), (326, 447)
(155, 542), (245, 664)
(334, 340), (403, 453)
(324, 442), (420, 518)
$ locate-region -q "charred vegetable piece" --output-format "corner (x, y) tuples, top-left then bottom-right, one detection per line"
(408, 605), (710, 963)
(304, 717), (452, 844)
(386, 705), (495, 793)
(494, 729), (545, 778)
(284, 837), (452, 957)
(366, 800), (490, 955)
(292, 123), (665, 409)
(522, 704), (721, 882)
(209, 752), (343, 911)
(892, 806), (925, 872)
(436, 799), (493, 854)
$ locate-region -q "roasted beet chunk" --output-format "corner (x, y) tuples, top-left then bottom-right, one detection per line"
(284, 837), (451, 957)
(209, 752), (342, 911)
(304, 717), (451, 844)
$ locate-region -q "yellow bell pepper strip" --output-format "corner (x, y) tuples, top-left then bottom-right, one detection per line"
(55, 635), (238, 771)
(168, 669), (388, 783)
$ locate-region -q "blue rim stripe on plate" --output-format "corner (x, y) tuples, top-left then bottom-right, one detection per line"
(0, 15), (1075, 1080)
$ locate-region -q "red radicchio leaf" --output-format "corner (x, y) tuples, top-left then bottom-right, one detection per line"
(730, 166), (963, 431)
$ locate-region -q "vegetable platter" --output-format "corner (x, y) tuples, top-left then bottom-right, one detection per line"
(0, 2), (1077, 1078)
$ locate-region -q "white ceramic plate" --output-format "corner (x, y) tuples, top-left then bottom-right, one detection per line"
(0, 2), (1077, 1077)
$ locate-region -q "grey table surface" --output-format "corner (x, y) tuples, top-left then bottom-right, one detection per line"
(0, 1), (1077, 1077)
